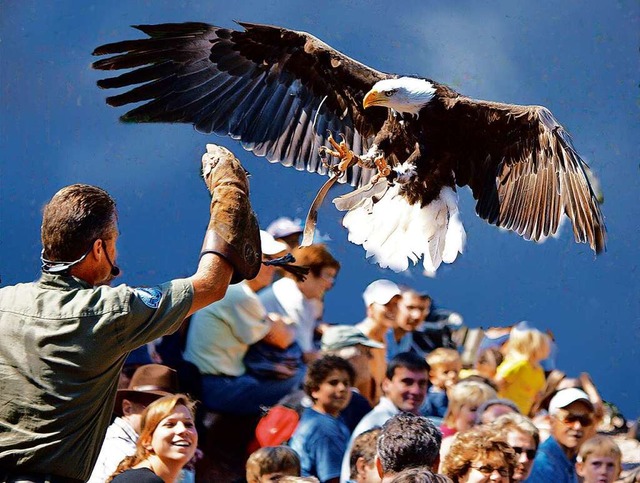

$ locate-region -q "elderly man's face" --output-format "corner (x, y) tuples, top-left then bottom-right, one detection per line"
(551, 401), (595, 452)
(396, 292), (431, 332)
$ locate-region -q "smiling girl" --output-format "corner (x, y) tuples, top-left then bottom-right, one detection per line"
(108, 394), (198, 483)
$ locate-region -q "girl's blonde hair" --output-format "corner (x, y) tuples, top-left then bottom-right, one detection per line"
(503, 326), (550, 362)
(107, 394), (196, 482)
(443, 380), (497, 427)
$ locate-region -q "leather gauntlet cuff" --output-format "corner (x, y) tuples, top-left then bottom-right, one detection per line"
(200, 225), (261, 284)
(200, 144), (261, 284)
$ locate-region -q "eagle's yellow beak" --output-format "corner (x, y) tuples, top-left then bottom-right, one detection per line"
(363, 89), (383, 109)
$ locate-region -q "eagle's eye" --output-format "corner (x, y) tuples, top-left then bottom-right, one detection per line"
(384, 89), (397, 97)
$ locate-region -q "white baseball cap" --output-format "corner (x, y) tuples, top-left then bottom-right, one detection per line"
(363, 279), (401, 307)
(266, 217), (303, 239)
(548, 388), (594, 415)
(260, 230), (289, 256)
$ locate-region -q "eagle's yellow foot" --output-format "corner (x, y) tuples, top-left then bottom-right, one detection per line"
(374, 157), (391, 177)
(370, 156), (391, 184)
(319, 133), (357, 173)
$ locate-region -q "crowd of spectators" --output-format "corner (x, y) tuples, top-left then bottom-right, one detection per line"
(1, 175), (637, 483)
(104, 217), (636, 483)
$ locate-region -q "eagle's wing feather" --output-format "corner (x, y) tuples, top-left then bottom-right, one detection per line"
(448, 96), (606, 253)
(92, 22), (392, 187)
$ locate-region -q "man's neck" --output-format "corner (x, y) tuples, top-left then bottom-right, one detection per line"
(358, 318), (387, 342)
(393, 326), (408, 341)
(246, 278), (265, 293)
(557, 437), (578, 461)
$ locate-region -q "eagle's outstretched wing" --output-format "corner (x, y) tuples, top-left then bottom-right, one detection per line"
(445, 96), (606, 252)
(92, 22), (392, 187)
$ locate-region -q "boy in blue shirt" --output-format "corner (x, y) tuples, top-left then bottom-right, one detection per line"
(289, 355), (355, 483)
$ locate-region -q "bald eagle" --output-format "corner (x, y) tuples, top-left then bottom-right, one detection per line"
(92, 21), (606, 274)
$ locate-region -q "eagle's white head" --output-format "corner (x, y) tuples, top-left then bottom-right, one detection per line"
(363, 77), (436, 115)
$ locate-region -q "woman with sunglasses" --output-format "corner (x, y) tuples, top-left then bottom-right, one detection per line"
(490, 413), (540, 481)
(107, 394), (198, 483)
(440, 425), (516, 482)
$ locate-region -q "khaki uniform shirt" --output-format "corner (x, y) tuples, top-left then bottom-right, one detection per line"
(0, 273), (193, 480)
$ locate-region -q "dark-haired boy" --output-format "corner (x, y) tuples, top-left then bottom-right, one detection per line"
(289, 355), (355, 483)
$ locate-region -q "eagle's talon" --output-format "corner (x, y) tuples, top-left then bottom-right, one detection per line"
(374, 157), (391, 177)
(321, 133), (357, 173)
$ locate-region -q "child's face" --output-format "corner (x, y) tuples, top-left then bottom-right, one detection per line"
(454, 402), (479, 432)
(430, 361), (461, 390)
(311, 369), (352, 417)
(576, 455), (620, 483)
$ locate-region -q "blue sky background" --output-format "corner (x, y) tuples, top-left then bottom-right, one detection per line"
(1, 1), (638, 417)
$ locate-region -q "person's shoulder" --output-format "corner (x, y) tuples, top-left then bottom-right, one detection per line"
(126, 278), (193, 309)
(351, 402), (390, 435)
(110, 468), (163, 482)
(498, 356), (528, 372)
(530, 437), (561, 471)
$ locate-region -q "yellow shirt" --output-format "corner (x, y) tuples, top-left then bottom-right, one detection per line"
(496, 356), (545, 414)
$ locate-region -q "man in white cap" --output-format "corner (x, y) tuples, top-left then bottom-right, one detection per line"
(184, 231), (303, 415)
(355, 279), (402, 402)
(267, 216), (304, 249)
(528, 387), (597, 483)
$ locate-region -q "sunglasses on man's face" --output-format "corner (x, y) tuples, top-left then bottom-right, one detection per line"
(512, 446), (537, 460)
(557, 413), (594, 427)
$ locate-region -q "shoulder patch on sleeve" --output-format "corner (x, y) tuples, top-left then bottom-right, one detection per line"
(133, 287), (163, 309)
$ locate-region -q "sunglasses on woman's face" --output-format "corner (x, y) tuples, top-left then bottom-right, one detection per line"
(512, 446), (537, 460)
(471, 464), (510, 477)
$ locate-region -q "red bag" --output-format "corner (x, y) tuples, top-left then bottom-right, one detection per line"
(254, 405), (300, 447)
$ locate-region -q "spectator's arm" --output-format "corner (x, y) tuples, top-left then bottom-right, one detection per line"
(493, 374), (507, 391)
(261, 313), (296, 349)
(579, 372), (605, 422)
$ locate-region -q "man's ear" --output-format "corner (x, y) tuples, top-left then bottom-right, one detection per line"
(90, 238), (104, 260)
(432, 455), (440, 473)
(375, 455), (383, 479)
(381, 378), (390, 396)
(121, 398), (133, 416)
(355, 456), (367, 477)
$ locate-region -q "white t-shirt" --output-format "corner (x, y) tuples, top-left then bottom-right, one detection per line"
(184, 281), (270, 376)
(259, 277), (320, 353)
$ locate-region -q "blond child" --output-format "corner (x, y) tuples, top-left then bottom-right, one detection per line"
(421, 348), (462, 419)
(246, 446), (301, 483)
(576, 435), (622, 483)
(495, 326), (550, 414)
(437, 380), (498, 469)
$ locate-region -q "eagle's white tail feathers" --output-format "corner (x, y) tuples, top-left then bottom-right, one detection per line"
(341, 185), (466, 275)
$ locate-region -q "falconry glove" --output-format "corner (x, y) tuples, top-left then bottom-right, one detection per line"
(201, 144), (261, 283)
